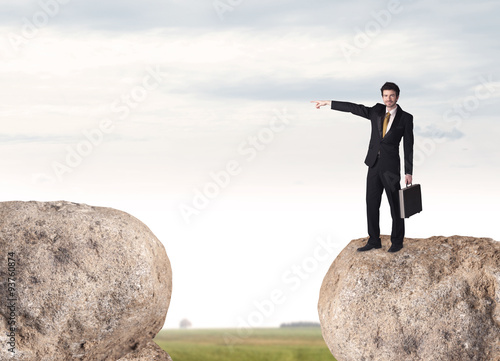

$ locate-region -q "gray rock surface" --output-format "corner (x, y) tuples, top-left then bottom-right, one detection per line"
(0, 201), (172, 360)
(117, 340), (173, 361)
(318, 235), (500, 361)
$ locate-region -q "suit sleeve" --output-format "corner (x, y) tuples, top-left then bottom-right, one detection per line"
(404, 114), (414, 175)
(331, 101), (373, 120)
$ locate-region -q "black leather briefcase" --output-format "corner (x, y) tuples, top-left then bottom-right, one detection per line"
(399, 184), (422, 218)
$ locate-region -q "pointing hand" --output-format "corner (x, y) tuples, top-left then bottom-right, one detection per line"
(310, 100), (331, 109)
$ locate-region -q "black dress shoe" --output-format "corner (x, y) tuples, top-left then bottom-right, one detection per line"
(357, 243), (382, 252)
(387, 244), (403, 253)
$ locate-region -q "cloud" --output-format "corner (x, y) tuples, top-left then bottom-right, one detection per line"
(0, 134), (68, 144)
(414, 124), (464, 141)
(3, 0), (499, 38)
(1, 0), (498, 194)
(0, 0), (422, 31)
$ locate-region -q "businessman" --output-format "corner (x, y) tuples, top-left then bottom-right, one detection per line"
(311, 82), (414, 253)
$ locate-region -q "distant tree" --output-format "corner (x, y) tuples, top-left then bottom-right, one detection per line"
(179, 318), (192, 329)
(280, 321), (320, 328)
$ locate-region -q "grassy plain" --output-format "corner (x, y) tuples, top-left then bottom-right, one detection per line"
(154, 327), (336, 361)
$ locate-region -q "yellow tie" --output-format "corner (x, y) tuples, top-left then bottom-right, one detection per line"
(382, 112), (391, 138)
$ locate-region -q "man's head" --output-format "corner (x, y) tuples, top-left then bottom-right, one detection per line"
(380, 82), (400, 110)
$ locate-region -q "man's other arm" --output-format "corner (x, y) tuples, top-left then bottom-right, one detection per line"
(404, 114), (414, 185)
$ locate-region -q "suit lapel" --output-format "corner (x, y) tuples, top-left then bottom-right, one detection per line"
(377, 106), (384, 139)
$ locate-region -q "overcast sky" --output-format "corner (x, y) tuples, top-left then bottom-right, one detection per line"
(1, 0), (499, 329)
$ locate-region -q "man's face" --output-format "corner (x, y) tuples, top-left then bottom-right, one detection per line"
(382, 90), (399, 109)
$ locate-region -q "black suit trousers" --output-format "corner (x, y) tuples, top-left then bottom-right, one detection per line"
(366, 157), (404, 245)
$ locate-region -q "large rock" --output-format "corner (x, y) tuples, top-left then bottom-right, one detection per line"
(0, 201), (172, 360)
(318, 235), (500, 361)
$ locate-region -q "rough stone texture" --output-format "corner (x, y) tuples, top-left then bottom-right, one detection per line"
(318, 235), (500, 361)
(0, 201), (172, 360)
(117, 340), (173, 361)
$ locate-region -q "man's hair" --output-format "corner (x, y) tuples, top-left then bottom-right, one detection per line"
(380, 82), (400, 97)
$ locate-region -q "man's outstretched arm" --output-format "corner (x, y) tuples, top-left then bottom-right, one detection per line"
(311, 100), (372, 119)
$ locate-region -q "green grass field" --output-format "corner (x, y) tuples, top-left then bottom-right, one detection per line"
(154, 327), (336, 361)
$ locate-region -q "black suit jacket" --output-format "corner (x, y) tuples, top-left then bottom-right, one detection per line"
(331, 101), (414, 175)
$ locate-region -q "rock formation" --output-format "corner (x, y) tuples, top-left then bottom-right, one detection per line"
(318, 235), (500, 361)
(0, 201), (172, 360)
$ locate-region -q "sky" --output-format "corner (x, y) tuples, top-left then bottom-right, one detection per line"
(1, 0), (499, 329)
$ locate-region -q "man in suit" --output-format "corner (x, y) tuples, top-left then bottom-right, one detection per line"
(311, 82), (414, 253)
